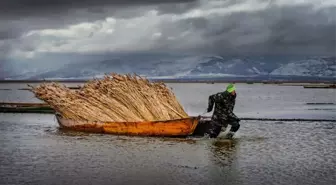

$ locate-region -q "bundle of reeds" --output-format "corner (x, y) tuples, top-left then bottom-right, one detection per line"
(30, 73), (189, 122)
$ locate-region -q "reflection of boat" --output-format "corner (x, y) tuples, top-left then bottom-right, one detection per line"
(56, 113), (209, 137)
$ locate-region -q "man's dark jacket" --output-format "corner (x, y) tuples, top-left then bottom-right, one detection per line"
(207, 91), (239, 123)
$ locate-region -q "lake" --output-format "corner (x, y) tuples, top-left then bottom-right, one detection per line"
(0, 83), (335, 185)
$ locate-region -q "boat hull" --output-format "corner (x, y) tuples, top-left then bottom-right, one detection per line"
(55, 114), (200, 137)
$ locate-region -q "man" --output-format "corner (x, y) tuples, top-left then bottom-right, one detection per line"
(204, 83), (240, 139)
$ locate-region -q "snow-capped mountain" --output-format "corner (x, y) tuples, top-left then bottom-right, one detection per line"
(270, 57), (335, 77)
(3, 55), (336, 80)
(189, 57), (269, 76)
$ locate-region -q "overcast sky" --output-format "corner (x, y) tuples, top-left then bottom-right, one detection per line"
(0, 0), (335, 64)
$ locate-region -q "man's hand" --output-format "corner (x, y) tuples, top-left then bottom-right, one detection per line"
(229, 116), (240, 122)
(207, 105), (214, 112)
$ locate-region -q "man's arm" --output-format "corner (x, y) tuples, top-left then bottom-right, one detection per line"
(207, 93), (220, 112)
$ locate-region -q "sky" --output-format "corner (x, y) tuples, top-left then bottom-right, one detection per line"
(0, 0), (335, 74)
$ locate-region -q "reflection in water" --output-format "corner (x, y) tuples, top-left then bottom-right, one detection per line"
(210, 139), (237, 166)
(204, 139), (243, 185)
(54, 127), (199, 145)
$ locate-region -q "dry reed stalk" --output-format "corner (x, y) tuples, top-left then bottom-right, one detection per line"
(30, 73), (189, 122)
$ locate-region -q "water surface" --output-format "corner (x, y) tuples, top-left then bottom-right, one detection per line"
(0, 83), (335, 185)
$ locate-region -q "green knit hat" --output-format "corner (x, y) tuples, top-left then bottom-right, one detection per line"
(226, 83), (236, 93)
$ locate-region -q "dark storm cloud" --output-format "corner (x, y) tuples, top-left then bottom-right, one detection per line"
(160, 3), (336, 56)
(0, 29), (22, 40)
(0, 0), (197, 41)
(0, 41), (12, 79)
(156, 1), (199, 15)
(0, 0), (196, 17)
(1, 0), (336, 58)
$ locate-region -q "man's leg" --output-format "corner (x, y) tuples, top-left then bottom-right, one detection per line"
(229, 120), (240, 132)
(204, 120), (223, 138)
(224, 120), (240, 139)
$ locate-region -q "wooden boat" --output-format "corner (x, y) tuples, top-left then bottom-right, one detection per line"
(0, 102), (49, 107)
(0, 102), (54, 113)
(55, 113), (203, 137)
(303, 84), (336, 89)
(0, 106), (54, 113)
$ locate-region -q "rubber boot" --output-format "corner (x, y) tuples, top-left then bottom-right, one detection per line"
(224, 131), (235, 139)
(221, 126), (227, 132)
(203, 133), (210, 139)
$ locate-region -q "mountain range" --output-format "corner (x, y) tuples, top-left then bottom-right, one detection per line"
(3, 55), (336, 81)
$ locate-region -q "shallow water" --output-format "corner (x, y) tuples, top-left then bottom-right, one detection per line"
(0, 113), (335, 185)
(1, 83), (335, 119)
(0, 83), (335, 185)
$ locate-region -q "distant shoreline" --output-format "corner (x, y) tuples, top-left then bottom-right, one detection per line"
(0, 79), (335, 84)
